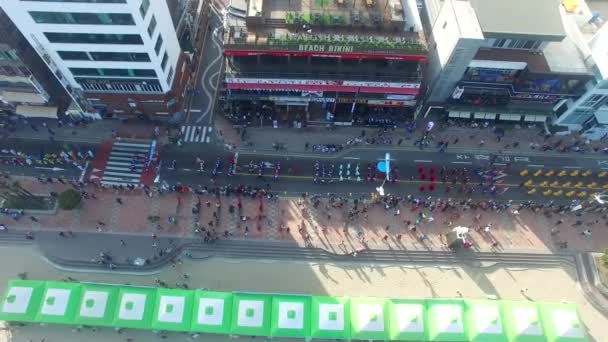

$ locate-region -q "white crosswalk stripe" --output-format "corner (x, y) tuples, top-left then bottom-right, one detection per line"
(180, 125), (212, 143)
(101, 141), (151, 186)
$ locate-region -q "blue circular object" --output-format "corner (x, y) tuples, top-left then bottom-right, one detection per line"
(377, 161), (387, 173)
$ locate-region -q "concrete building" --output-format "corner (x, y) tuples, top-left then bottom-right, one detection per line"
(0, 44), (50, 106)
(0, 0), (193, 118)
(220, 0), (427, 127)
(554, 14), (608, 135)
(420, 0), (595, 124)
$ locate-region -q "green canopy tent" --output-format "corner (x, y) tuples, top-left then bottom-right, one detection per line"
(310, 296), (351, 340)
(35, 281), (81, 325)
(350, 297), (390, 340)
(0, 280), (45, 323)
(112, 286), (156, 330)
(502, 301), (546, 342)
(389, 299), (426, 341)
(191, 290), (233, 334)
(270, 295), (311, 338)
(539, 302), (589, 342)
(465, 300), (508, 342)
(74, 283), (118, 327)
(426, 299), (468, 341)
(151, 288), (193, 332)
(230, 292), (272, 336)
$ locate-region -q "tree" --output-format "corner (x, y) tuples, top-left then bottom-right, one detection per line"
(57, 189), (82, 210)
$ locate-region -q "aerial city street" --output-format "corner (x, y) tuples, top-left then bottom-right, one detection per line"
(0, 0), (608, 341)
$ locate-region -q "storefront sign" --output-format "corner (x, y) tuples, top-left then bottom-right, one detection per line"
(343, 81), (420, 89)
(267, 96), (335, 103)
(225, 78), (419, 89)
(386, 94), (416, 100)
(298, 44), (355, 53)
(336, 98), (415, 106)
(512, 93), (560, 101)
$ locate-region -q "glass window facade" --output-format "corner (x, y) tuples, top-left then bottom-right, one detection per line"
(154, 35), (163, 55)
(57, 51), (89, 60)
(76, 77), (163, 93)
(147, 16), (157, 37)
(90, 52), (150, 62)
(139, 0), (150, 19)
(166, 66), (174, 85)
(57, 51), (150, 62)
(30, 12), (135, 25)
(70, 68), (157, 77)
(44, 32), (143, 45)
(161, 51), (168, 70)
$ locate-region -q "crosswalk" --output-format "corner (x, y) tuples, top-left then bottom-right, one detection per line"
(100, 141), (151, 186)
(181, 125), (212, 143)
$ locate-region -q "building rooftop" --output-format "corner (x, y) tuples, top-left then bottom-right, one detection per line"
(224, 0), (427, 56)
(469, 0), (566, 41)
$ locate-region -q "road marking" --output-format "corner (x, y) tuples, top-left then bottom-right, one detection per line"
(494, 163), (507, 166)
(190, 109), (202, 113)
(343, 157), (361, 160)
(79, 161), (89, 183)
(527, 164), (545, 168)
(452, 161), (472, 164)
(414, 160), (432, 163)
(563, 166), (581, 169)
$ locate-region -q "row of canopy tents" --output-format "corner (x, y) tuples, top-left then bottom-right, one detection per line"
(0, 279), (589, 341)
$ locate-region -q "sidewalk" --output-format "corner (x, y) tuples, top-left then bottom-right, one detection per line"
(2, 175), (608, 256)
(214, 114), (608, 157)
(4, 117), (166, 144)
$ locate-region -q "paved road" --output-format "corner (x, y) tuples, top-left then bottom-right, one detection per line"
(187, 3), (224, 126)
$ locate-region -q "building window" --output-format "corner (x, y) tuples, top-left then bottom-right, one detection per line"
(22, 0), (126, 3)
(161, 51), (168, 70)
(154, 35), (163, 55)
(90, 52), (150, 62)
(147, 16), (157, 37)
(166, 66), (174, 85)
(0, 50), (19, 61)
(581, 94), (607, 109)
(139, 0), (150, 19)
(57, 51), (90, 60)
(492, 39), (507, 48)
(44, 32), (143, 45)
(29, 12), (135, 25)
(70, 67), (157, 78)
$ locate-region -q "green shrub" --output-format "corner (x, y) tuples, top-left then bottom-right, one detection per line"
(57, 189), (82, 210)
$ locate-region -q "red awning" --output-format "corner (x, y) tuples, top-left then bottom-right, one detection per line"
(225, 83), (360, 93)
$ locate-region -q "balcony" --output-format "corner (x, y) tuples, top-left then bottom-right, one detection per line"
(224, 27), (426, 58)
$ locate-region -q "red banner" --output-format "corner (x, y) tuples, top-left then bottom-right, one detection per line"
(226, 83), (420, 95)
(224, 49), (427, 62)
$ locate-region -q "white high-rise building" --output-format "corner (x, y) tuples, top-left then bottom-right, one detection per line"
(0, 0), (184, 116)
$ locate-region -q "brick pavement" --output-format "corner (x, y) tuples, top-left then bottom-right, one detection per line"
(2, 175), (607, 254)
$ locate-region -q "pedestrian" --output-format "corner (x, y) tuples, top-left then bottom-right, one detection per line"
(397, 138), (403, 145)
(116, 197), (123, 205)
(304, 142), (309, 151)
(582, 229), (592, 237)
(97, 221), (106, 226)
(29, 216), (38, 222)
(120, 239), (125, 246)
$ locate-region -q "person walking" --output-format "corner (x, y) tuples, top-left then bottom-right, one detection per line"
(116, 197), (123, 205)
